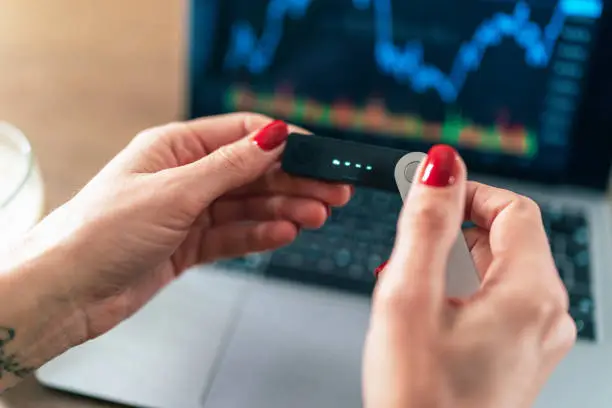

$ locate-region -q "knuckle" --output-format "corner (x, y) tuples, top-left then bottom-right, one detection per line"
(238, 112), (274, 132)
(555, 315), (578, 351)
(521, 291), (567, 325)
(132, 126), (162, 144)
(268, 196), (286, 219)
(216, 144), (249, 173)
(132, 122), (184, 145)
(147, 121), (182, 135)
(239, 111), (272, 123)
(159, 121), (185, 131)
(406, 200), (451, 235)
(539, 312), (577, 358)
(513, 195), (542, 220)
(497, 282), (568, 328)
(531, 298), (562, 322)
(373, 279), (427, 317)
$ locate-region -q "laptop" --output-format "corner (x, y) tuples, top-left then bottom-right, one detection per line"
(37, 1), (612, 407)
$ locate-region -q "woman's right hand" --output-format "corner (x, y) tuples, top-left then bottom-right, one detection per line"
(363, 145), (576, 408)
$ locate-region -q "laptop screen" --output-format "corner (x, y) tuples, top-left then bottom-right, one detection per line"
(187, 0), (612, 189)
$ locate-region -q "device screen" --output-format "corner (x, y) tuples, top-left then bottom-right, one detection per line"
(189, 0), (606, 179)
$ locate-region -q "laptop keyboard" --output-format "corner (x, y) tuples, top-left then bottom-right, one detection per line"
(543, 205), (595, 340)
(219, 188), (596, 341)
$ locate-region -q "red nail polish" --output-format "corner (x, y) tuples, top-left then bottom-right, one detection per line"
(420, 144), (458, 187)
(252, 120), (289, 151)
(326, 206), (332, 217)
(448, 297), (465, 307)
(374, 260), (388, 278)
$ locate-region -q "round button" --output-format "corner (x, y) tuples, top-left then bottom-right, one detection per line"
(334, 249), (352, 268)
(404, 161), (420, 182)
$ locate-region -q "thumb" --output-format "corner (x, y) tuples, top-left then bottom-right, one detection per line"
(379, 145), (467, 310)
(175, 120), (290, 204)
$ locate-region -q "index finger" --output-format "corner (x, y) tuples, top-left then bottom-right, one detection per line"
(465, 181), (549, 252)
(465, 182), (569, 315)
(184, 112), (310, 152)
(465, 181), (557, 275)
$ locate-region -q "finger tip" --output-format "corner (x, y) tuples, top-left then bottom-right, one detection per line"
(329, 184), (353, 207)
(345, 185), (355, 202)
(271, 220), (299, 244)
(296, 202), (329, 229)
(309, 204), (330, 229)
(374, 260), (388, 278)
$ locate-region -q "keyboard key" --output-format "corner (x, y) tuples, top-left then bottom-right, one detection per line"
(317, 258), (335, 273)
(288, 253), (303, 268)
(367, 254), (383, 272)
(574, 250), (590, 269)
(575, 319), (595, 340)
(348, 264), (366, 278)
(555, 255), (575, 287)
(573, 227), (589, 246)
(335, 249), (352, 268)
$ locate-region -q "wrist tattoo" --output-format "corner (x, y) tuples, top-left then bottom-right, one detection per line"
(0, 327), (34, 378)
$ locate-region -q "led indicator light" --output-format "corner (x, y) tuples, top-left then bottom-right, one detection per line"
(332, 160), (371, 170)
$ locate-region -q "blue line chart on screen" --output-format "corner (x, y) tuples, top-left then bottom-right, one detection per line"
(222, 0), (603, 103)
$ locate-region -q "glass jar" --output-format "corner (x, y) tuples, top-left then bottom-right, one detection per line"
(0, 122), (45, 249)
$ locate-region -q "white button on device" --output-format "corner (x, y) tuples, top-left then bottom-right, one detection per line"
(394, 152), (426, 199)
(404, 161), (420, 183)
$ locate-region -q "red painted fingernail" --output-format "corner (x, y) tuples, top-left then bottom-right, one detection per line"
(326, 206), (332, 217)
(374, 260), (388, 278)
(448, 297), (465, 307)
(252, 120), (289, 151)
(420, 144), (458, 187)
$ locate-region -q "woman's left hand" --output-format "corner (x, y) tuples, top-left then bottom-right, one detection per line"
(11, 113), (351, 341)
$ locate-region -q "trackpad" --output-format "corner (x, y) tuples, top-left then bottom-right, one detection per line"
(202, 280), (371, 408)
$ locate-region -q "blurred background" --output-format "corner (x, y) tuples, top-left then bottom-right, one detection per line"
(0, 1), (185, 406)
(0, 0), (185, 212)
